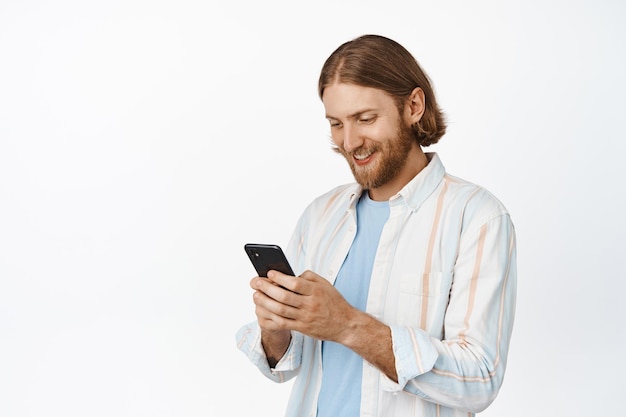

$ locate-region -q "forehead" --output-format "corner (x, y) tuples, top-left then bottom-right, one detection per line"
(322, 83), (397, 119)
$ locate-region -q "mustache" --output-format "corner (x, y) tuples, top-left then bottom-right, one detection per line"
(330, 141), (378, 157)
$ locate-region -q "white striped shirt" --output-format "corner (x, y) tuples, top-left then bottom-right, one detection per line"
(236, 153), (517, 417)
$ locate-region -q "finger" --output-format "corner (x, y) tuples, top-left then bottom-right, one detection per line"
(267, 270), (313, 295)
(250, 276), (266, 290)
(298, 270), (319, 281)
(253, 289), (300, 320)
(257, 306), (295, 328)
(255, 306), (288, 331)
(257, 313), (295, 332)
(258, 272), (302, 302)
(254, 301), (283, 330)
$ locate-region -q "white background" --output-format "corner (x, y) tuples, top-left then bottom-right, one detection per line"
(1, 0), (624, 416)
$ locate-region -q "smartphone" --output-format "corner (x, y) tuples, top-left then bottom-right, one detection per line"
(244, 243), (295, 277)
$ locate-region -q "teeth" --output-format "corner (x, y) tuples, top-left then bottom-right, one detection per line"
(354, 151), (373, 160)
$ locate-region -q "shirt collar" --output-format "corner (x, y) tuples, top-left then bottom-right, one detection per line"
(346, 152), (446, 212)
(395, 152), (446, 212)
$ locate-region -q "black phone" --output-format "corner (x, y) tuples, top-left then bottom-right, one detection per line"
(244, 243), (295, 277)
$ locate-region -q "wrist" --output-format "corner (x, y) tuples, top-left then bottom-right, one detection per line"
(339, 308), (382, 348)
(261, 329), (291, 367)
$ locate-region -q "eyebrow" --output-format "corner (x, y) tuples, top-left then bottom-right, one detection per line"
(325, 108), (377, 121)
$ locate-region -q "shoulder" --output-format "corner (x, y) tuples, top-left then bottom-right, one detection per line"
(445, 174), (508, 210)
(303, 183), (359, 215)
(442, 173), (513, 230)
(288, 183), (358, 255)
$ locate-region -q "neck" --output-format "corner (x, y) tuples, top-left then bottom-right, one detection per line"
(368, 147), (428, 201)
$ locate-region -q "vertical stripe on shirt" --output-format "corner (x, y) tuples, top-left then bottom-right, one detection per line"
(421, 178), (450, 329)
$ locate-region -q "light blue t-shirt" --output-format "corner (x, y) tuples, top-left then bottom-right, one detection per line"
(316, 192), (390, 417)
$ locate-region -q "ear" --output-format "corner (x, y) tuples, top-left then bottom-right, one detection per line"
(405, 87), (426, 124)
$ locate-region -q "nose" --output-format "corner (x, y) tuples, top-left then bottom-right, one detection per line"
(342, 124), (363, 153)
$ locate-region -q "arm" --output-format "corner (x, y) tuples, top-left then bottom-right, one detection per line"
(390, 213), (517, 412)
(236, 204), (316, 381)
(261, 329), (291, 368)
(337, 308), (398, 381)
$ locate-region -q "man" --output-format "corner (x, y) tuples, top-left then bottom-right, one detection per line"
(236, 34), (516, 417)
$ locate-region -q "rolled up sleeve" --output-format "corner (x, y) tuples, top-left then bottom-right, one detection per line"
(235, 321), (303, 383)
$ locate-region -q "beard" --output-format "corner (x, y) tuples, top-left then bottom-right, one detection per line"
(334, 121), (415, 190)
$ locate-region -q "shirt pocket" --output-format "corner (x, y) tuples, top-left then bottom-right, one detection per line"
(396, 271), (452, 336)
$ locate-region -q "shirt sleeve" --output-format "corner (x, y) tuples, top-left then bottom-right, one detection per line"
(381, 212), (517, 414)
(234, 206), (311, 383)
(235, 321), (304, 383)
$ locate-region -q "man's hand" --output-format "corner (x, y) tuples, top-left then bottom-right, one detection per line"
(251, 270), (356, 343)
(250, 269), (398, 381)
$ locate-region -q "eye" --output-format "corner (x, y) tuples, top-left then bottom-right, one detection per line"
(328, 119), (342, 129)
(358, 115), (376, 124)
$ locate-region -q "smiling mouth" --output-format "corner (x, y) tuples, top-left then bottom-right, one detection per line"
(354, 151), (372, 160)
(353, 150), (375, 165)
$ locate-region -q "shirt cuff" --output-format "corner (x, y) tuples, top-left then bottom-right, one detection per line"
(273, 331), (303, 372)
(235, 321), (303, 378)
(380, 326), (439, 392)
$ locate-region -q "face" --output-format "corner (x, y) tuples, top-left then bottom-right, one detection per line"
(322, 83), (422, 197)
